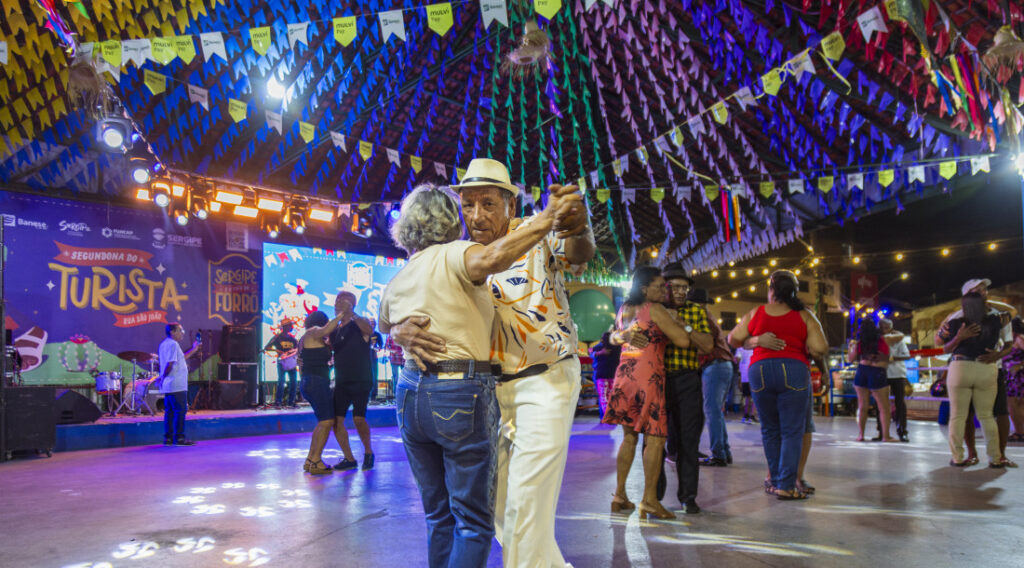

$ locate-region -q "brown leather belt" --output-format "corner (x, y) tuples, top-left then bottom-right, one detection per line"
(417, 359), (501, 376)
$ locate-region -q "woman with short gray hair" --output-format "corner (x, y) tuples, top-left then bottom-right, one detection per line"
(379, 183), (580, 567)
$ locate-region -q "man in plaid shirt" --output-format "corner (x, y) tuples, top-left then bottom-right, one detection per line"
(661, 263), (713, 514)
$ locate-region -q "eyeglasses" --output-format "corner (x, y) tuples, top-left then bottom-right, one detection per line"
(668, 284), (691, 292)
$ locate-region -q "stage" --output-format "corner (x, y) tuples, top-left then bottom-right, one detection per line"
(55, 403), (398, 452)
(2, 415), (1021, 567)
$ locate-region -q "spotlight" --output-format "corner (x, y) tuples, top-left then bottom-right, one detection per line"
(769, 259), (777, 267)
(748, 285), (756, 292)
(95, 117), (133, 151)
(746, 269), (753, 276)
(988, 242), (998, 251)
(192, 196), (209, 220)
(761, 268), (769, 275)
(894, 311), (901, 317)
(712, 270), (719, 278)
(309, 206), (334, 222)
(389, 206), (401, 221)
(215, 188), (245, 205)
(728, 261), (735, 267)
(129, 158), (151, 184)
(267, 76), (287, 100)
(650, 249), (659, 259)
(350, 211), (373, 238)
(151, 181), (171, 208)
(731, 291), (738, 298)
(900, 272), (909, 280)
(794, 269), (801, 275)
(173, 208), (189, 226)
(852, 256), (861, 264)
(715, 296), (722, 303)
(717, 318), (723, 325)
(729, 271), (736, 278)
(895, 253), (904, 261)
(941, 248), (951, 257)
(286, 205), (306, 234)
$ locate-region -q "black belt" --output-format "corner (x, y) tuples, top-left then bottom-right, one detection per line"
(416, 359), (501, 376)
(499, 355), (576, 383)
(950, 354), (979, 362)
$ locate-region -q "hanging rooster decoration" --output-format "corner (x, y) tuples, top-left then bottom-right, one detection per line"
(501, 20), (552, 80)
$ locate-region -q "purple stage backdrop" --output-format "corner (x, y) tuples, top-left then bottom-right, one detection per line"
(1, 192), (261, 385)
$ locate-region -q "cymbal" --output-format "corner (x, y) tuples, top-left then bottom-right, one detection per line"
(118, 350), (154, 363)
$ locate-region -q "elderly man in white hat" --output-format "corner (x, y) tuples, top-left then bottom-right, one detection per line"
(390, 158), (595, 567)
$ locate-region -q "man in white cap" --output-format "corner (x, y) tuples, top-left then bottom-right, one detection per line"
(390, 158), (594, 567)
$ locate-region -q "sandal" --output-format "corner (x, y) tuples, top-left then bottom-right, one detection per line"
(764, 478), (775, 495)
(949, 459), (970, 467)
(611, 493), (636, 513)
(775, 488), (808, 500)
(305, 458), (333, 475)
(999, 457), (1019, 468)
(966, 457), (980, 466)
(796, 479), (816, 495)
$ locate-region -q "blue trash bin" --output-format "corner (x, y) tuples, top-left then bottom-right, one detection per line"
(938, 400), (950, 425)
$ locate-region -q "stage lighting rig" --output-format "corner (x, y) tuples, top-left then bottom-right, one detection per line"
(259, 212), (281, 239)
(129, 157), (151, 184)
(151, 181), (171, 208)
(95, 116), (133, 152)
(285, 203), (306, 234)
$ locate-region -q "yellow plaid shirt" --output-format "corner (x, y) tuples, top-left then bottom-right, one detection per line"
(664, 302), (711, 373)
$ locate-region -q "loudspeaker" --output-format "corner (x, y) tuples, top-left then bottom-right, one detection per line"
(215, 380), (248, 410)
(217, 363), (259, 406)
(54, 389), (103, 424)
(3, 386), (57, 454)
(219, 325), (257, 362)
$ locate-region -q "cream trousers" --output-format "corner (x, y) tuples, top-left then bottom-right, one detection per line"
(494, 357), (581, 568)
(947, 360), (1000, 463)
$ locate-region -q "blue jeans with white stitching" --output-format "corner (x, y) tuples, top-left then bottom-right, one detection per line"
(396, 366), (499, 568)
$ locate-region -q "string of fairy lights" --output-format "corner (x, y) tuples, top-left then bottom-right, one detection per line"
(689, 237), (1018, 315)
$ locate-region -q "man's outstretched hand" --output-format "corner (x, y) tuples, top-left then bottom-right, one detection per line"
(390, 316), (446, 366)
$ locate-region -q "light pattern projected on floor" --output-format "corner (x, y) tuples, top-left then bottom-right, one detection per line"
(59, 538), (270, 567)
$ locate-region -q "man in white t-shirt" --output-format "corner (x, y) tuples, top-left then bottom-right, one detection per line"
(877, 319), (912, 442)
(158, 323), (200, 446)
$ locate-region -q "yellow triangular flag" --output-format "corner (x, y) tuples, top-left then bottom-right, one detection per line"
(531, 186), (541, 202)
(711, 101), (728, 124)
(535, 0), (562, 19)
(596, 188), (610, 203)
(877, 169), (894, 187)
(612, 159), (622, 177)
(818, 176), (834, 193)
(577, 177), (587, 191)
(173, 35), (196, 64)
(299, 121), (315, 143)
(150, 37), (176, 65)
(457, 167), (467, 181)
(228, 98), (247, 123)
(249, 26), (272, 56)
(359, 140), (372, 160)
(821, 31), (845, 61)
(100, 40), (122, 68)
(705, 184), (720, 201)
(759, 181), (775, 198)
(884, 0), (904, 22)
(761, 69), (783, 96)
(334, 16), (357, 47)
(650, 187), (665, 203)
(939, 161), (956, 180)
(410, 155), (422, 173)
(143, 69), (165, 94)
(426, 3), (453, 36)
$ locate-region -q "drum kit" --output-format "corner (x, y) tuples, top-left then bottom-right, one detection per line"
(93, 351), (162, 416)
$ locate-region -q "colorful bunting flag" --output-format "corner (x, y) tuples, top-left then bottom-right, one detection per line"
(535, 0), (562, 19)
(434, 162), (446, 178)
(0, 42), (7, 66)
(249, 26), (272, 56)
(847, 173), (864, 189)
(379, 10), (406, 42)
(650, 187), (664, 203)
(386, 148), (400, 165)
(122, 39), (151, 66)
(334, 17), (357, 47)
(359, 140), (372, 160)
(288, 22), (310, 48)
(759, 181), (775, 198)
(577, 177), (586, 191)
(817, 176), (834, 193)
(187, 84), (209, 110)
(200, 32), (226, 62)
(172, 35), (196, 64)
(877, 169), (894, 187)
(711, 101), (729, 124)
(150, 37), (176, 65)
(531, 186), (541, 202)
(596, 188), (610, 203)
(856, 6), (887, 42)
(143, 70), (165, 94)
(266, 111), (282, 134)
(228, 99), (247, 123)
(761, 69), (782, 96)
(480, 0), (508, 27)
(908, 165), (925, 183)
(938, 161), (956, 179)
(100, 40), (122, 68)
(457, 167), (467, 181)
(821, 31), (845, 61)
(884, 0), (904, 22)
(426, 3), (453, 36)
(410, 155), (422, 173)
(330, 131), (346, 151)
(705, 184), (719, 200)
(299, 121), (315, 143)
(970, 156), (990, 175)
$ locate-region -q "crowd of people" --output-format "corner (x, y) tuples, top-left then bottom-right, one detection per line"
(146, 158), (1020, 568)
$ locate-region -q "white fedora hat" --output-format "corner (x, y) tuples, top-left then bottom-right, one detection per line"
(450, 158), (520, 196)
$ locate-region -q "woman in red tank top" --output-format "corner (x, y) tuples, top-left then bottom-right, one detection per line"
(728, 271), (828, 500)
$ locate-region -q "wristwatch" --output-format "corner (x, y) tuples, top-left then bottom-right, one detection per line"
(684, 325), (693, 333)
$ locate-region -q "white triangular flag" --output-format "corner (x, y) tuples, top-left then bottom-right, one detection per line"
(730, 183), (748, 199)
(434, 162), (447, 178)
(847, 172), (864, 189)
(788, 179), (805, 194)
(735, 86), (755, 110)
(287, 22), (310, 49)
(339, 204), (351, 217)
(266, 110), (282, 134)
(970, 156), (990, 175)
(857, 6), (887, 42)
(386, 148), (400, 166)
(187, 84), (209, 110)
(78, 42), (94, 59)
(687, 115), (705, 137)
(121, 39), (151, 66)
(791, 49), (816, 79)
(200, 32), (227, 62)
(480, 0), (508, 28)
(379, 10), (406, 42)
(95, 58), (119, 80)
(330, 131), (346, 152)
(0, 41), (7, 65)
(908, 165), (925, 183)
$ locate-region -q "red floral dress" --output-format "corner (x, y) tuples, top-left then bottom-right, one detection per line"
(601, 303), (668, 437)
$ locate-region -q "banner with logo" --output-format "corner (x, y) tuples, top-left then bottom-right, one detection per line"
(260, 242), (405, 385)
(0, 193), (262, 385)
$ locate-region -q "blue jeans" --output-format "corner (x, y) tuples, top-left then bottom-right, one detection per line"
(749, 358), (810, 491)
(163, 391), (187, 442)
(276, 362), (297, 405)
(396, 366), (499, 568)
(702, 360), (734, 460)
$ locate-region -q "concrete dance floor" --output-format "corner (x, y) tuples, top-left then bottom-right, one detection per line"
(2, 414), (1021, 568)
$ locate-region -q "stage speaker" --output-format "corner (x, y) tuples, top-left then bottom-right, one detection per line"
(219, 325), (257, 363)
(217, 363), (259, 406)
(54, 389), (103, 424)
(215, 380), (248, 410)
(3, 386), (57, 455)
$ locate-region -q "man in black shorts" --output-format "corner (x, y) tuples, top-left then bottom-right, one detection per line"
(330, 291), (377, 470)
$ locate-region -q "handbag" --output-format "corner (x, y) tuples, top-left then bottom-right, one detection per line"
(929, 374), (948, 398)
